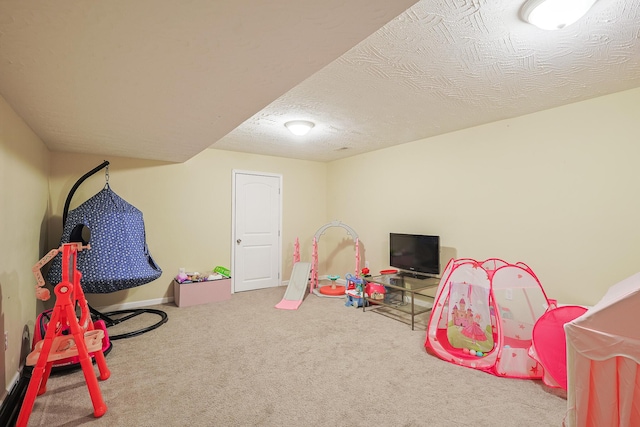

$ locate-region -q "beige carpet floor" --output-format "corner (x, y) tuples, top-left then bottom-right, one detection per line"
(24, 286), (567, 426)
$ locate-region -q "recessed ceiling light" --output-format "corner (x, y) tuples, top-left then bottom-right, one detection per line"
(285, 120), (315, 136)
(521, 0), (598, 30)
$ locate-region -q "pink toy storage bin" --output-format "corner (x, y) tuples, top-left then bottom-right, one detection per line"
(173, 278), (231, 307)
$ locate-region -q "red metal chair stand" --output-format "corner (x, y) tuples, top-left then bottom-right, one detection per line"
(17, 243), (110, 427)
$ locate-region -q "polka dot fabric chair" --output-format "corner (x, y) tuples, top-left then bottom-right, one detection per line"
(47, 186), (162, 292)
(46, 181), (167, 340)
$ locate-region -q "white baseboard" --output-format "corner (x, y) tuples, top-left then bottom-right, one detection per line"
(0, 371), (22, 407)
(406, 295), (433, 308)
(94, 296), (173, 313)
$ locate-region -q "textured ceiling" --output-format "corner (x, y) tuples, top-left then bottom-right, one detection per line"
(216, 0), (640, 161)
(1, 0), (639, 163)
(0, 0), (415, 162)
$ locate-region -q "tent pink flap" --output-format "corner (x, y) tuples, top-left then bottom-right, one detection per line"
(530, 305), (587, 390)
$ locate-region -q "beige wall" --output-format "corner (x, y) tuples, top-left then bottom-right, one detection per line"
(4, 84), (640, 399)
(0, 95), (50, 393)
(327, 87), (640, 306)
(48, 150), (327, 308)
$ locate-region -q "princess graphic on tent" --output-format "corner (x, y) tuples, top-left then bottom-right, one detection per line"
(462, 313), (487, 345)
(447, 283), (494, 354)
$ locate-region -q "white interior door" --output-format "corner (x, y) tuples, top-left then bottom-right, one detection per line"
(232, 171), (282, 292)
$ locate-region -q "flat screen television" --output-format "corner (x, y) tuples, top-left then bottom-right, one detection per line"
(390, 233), (440, 278)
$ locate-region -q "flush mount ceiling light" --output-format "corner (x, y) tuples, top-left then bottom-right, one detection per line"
(521, 0), (598, 30)
(285, 120), (315, 136)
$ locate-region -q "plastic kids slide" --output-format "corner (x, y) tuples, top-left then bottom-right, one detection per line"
(275, 262), (312, 310)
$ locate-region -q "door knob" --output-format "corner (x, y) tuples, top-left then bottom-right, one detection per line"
(237, 239), (242, 244)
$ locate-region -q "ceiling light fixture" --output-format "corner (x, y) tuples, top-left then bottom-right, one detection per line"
(285, 120), (315, 136)
(521, 0), (598, 30)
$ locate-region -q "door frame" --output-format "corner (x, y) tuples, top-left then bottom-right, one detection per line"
(231, 169), (283, 293)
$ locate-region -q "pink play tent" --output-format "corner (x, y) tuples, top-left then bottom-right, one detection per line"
(564, 272), (640, 427)
(425, 258), (552, 379)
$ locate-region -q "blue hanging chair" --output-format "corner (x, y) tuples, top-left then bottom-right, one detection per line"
(47, 185), (162, 293)
(46, 161), (167, 340)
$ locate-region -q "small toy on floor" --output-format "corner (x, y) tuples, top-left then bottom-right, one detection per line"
(344, 273), (366, 308)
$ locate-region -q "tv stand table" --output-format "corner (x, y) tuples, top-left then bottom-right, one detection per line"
(364, 274), (439, 330)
